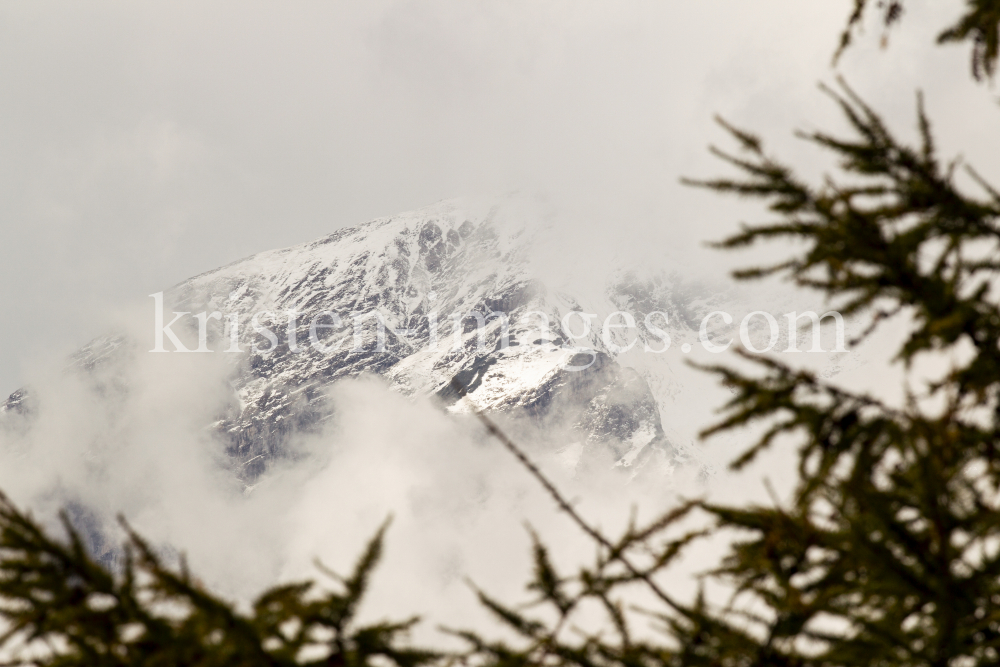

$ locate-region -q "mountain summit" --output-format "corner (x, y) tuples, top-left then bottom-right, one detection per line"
(6, 199), (729, 483)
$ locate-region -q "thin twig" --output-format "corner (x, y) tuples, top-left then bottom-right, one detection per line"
(450, 378), (684, 613)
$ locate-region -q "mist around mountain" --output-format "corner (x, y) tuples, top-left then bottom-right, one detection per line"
(0, 196), (866, 636)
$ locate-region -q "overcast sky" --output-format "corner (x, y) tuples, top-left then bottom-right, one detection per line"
(1, 0), (996, 397)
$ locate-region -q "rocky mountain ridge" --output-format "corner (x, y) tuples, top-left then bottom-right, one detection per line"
(3, 199), (778, 484)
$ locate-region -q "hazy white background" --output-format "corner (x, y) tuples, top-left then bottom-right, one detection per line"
(0, 0), (997, 643)
(2, 0), (997, 396)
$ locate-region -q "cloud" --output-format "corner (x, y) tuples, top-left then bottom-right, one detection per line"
(0, 323), (716, 639)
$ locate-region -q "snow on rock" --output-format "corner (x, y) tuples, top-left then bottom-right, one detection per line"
(7, 198), (740, 483)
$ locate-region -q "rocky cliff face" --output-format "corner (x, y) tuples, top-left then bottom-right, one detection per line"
(6, 199), (728, 484)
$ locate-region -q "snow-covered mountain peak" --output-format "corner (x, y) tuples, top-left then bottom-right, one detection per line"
(8, 197), (737, 484)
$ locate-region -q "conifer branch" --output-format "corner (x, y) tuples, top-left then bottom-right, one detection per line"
(448, 378), (689, 615)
